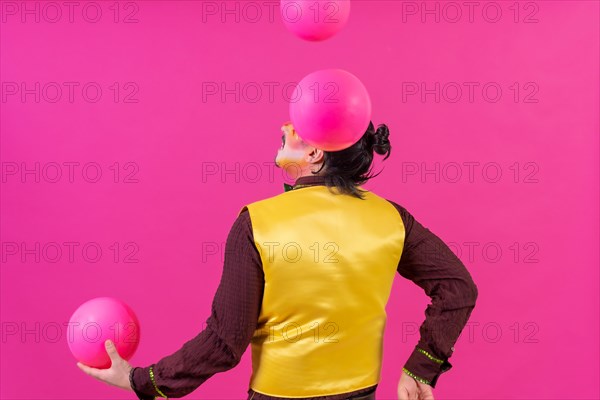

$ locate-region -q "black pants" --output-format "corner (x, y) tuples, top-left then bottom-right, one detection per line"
(347, 387), (376, 400)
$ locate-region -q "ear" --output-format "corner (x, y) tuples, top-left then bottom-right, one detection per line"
(306, 148), (324, 164)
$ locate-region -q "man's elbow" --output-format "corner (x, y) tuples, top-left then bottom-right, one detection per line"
(467, 279), (478, 307)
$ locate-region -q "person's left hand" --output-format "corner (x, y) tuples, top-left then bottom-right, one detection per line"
(397, 370), (435, 400)
(77, 339), (134, 391)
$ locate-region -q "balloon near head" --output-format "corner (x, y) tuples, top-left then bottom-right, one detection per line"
(280, 0), (351, 41)
(68, 297), (140, 369)
(289, 69), (372, 152)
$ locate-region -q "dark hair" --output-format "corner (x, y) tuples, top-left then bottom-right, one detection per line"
(312, 121), (391, 200)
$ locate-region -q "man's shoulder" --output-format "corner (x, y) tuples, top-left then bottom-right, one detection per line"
(384, 198), (407, 213)
(367, 192), (407, 215)
(376, 196), (415, 229)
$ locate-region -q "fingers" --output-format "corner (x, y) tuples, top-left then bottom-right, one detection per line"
(76, 340), (119, 382)
(104, 340), (121, 363)
(398, 386), (410, 400)
(77, 362), (106, 381)
(417, 384), (435, 400)
(419, 388), (435, 400)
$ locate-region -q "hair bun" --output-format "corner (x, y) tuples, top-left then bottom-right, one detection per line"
(370, 124), (391, 160)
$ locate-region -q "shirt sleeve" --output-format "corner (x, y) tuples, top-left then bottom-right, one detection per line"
(388, 200), (478, 389)
(131, 208), (264, 398)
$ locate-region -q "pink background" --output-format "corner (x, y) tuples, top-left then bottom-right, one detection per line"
(1, 1), (599, 399)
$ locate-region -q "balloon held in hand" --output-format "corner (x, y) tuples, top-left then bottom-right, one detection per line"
(68, 297), (140, 369)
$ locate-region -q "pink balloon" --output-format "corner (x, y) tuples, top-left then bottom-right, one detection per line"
(280, 0), (351, 41)
(289, 69), (372, 152)
(68, 297), (140, 369)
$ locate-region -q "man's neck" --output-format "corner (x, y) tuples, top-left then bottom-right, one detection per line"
(294, 174), (327, 186)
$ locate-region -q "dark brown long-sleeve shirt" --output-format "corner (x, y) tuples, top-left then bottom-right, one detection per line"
(131, 175), (478, 399)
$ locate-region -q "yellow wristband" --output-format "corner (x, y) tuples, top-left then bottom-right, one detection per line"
(402, 367), (432, 385)
(149, 366), (168, 398)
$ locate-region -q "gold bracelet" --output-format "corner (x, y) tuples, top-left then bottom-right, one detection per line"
(416, 347), (444, 364)
(402, 367), (431, 385)
(149, 366), (168, 398)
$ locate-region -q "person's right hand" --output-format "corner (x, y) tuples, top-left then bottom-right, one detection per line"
(397, 370), (435, 400)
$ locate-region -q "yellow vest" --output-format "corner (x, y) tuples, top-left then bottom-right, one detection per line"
(239, 185), (405, 397)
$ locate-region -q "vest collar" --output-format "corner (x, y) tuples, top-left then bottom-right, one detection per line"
(283, 175), (327, 192)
